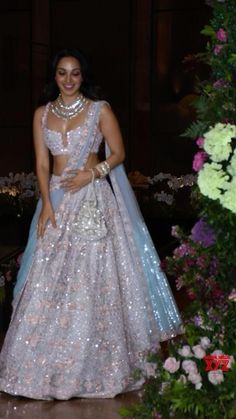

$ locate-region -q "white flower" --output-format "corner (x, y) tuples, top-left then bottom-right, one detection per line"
(195, 382), (202, 390)
(208, 370), (224, 385)
(144, 362), (157, 378)
(178, 345), (193, 357)
(163, 357), (180, 373)
(219, 178), (236, 214)
(203, 123), (236, 162)
(200, 337), (211, 350)
(188, 371), (202, 386)
(211, 350), (223, 356)
(192, 344), (206, 359)
(198, 162), (228, 200)
(229, 356), (235, 369)
(182, 360), (198, 374)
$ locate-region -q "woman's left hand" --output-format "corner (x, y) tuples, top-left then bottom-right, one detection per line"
(60, 169), (92, 192)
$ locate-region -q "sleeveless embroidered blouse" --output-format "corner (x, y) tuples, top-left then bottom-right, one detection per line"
(42, 101), (104, 156)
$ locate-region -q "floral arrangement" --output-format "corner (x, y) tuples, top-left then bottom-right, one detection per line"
(121, 1), (236, 418)
(193, 123), (236, 213)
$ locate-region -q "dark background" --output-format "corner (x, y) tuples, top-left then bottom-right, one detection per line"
(0, 0), (210, 176)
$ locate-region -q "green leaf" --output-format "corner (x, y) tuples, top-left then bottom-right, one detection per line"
(201, 25), (215, 37)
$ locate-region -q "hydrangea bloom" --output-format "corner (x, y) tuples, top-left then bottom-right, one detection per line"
(197, 162), (228, 200)
(219, 178), (236, 213)
(191, 219), (216, 247)
(203, 123), (236, 162)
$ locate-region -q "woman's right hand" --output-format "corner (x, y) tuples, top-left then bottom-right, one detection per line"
(37, 202), (57, 238)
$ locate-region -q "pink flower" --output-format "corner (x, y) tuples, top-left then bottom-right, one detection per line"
(216, 28), (227, 43)
(196, 137), (204, 148)
(178, 345), (192, 357)
(175, 276), (184, 291)
(213, 44), (223, 55)
(188, 371), (202, 385)
(182, 359), (198, 374)
(192, 151), (208, 172)
(192, 344), (206, 359)
(163, 357), (180, 373)
(208, 370), (224, 385)
(200, 337), (211, 350)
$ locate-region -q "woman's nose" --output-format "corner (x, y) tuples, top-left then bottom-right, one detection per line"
(66, 73), (72, 82)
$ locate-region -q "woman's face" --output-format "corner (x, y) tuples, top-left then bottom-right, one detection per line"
(55, 56), (83, 98)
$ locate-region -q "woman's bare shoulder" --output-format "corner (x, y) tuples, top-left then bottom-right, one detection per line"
(33, 105), (49, 126)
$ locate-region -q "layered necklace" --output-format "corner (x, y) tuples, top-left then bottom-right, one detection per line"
(51, 93), (88, 120)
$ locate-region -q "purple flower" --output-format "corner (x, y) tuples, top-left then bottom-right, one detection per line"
(191, 219), (216, 247)
(213, 44), (223, 56)
(192, 151), (208, 172)
(216, 28), (227, 43)
(213, 79), (228, 89)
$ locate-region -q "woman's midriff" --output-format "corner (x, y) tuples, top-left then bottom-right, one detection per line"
(52, 152), (100, 176)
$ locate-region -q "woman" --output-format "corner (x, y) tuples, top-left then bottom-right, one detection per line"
(0, 48), (182, 400)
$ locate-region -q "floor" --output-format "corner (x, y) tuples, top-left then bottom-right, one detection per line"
(0, 390), (140, 419)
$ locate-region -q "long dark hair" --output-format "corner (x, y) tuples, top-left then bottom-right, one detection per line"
(40, 48), (105, 104)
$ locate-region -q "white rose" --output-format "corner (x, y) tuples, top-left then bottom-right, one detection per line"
(178, 345), (192, 357)
(208, 370), (224, 385)
(195, 382), (202, 390)
(211, 350), (223, 356)
(188, 371), (202, 385)
(200, 337), (211, 350)
(182, 360), (198, 374)
(192, 344), (206, 359)
(163, 357), (180, 373)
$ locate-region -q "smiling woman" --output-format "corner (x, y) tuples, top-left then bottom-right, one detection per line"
(0, 48), (182, 401)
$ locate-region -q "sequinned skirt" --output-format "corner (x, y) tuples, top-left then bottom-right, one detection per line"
(0, 176), (179, 400)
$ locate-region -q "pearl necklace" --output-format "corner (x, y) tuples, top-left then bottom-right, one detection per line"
(51, 93), (88, 120)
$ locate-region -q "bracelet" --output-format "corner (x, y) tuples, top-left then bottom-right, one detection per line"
(89, 168), (95, 182)
(95, 161), (110, 178)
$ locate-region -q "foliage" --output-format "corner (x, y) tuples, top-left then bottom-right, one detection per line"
(184, 0), (236, 139)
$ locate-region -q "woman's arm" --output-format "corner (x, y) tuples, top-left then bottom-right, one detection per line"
(33, 107), (56, 237)
(98, 102), (126, 170)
